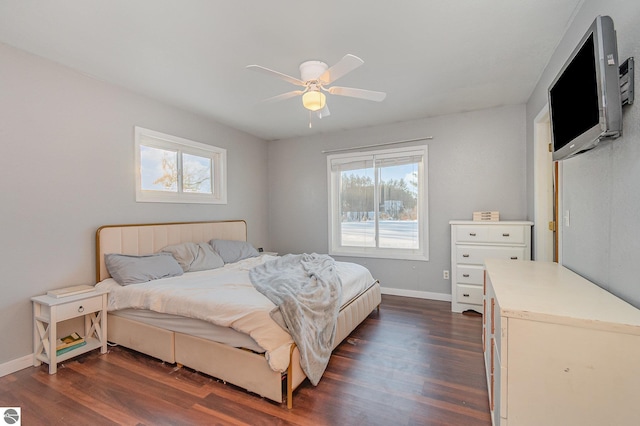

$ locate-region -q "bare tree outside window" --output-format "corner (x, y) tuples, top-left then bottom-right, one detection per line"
(182, 153), (212, 194)
(153, 153), (178, 190)
(135, 126), (226, 204)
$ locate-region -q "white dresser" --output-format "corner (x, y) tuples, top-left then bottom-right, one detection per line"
(450, 220), (532, 313)
(484, 259), (640, 426)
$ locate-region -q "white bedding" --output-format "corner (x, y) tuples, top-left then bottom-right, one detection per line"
(96, 254), (374, 372)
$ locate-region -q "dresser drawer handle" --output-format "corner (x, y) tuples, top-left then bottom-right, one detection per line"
(510, 256), (518, 260)
(463, 293), (470, 297)
(463, 274), (470, 277)
(469, 232), (476, 237)
(502, 233), (510, 237)
(462, 254), (470, 258)
(78, 305), (85, 313)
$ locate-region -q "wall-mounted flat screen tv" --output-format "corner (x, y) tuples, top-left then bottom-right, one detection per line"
(549, 15), (622, 161)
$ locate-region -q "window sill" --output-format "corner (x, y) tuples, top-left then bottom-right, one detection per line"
(329, 249), (429, 262)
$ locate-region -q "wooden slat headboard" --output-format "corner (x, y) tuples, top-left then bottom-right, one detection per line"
(95, 220), (247, 282)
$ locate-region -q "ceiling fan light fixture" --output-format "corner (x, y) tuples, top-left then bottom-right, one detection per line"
(302, 90), (326, 111)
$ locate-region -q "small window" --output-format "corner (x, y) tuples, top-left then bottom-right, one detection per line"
(327, 145), (429, 261)
(135, 127), (226, 204)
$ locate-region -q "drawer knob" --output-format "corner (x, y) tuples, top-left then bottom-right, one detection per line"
(469, 232), (477, 237)
(463, 274), (470, 278)
(463, 293), (470, 297)
(502, 233), (510, 237)
(510, 256), (518, 260)
(78, 305), (84, 313)
(462, 254), (470, 258)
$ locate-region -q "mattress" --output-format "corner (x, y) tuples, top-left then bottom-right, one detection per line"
(97, 254), (376, 372)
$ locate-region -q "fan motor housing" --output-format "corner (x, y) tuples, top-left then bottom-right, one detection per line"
(299, 61), (328, 81)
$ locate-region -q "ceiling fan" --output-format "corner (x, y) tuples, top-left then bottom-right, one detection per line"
(246, 54), (386, 119)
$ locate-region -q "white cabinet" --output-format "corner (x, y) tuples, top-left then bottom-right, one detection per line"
(32, 289), (108, 374)
(483, 259), (640, 426)
(450, 221), (532, 313)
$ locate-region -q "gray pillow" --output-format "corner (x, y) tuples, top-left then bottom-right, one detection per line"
(209, 239), (259, 264)
(160, 242), (224, 272)
(105, 253), (183, 286)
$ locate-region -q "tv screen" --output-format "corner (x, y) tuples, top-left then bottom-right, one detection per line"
(548, 16), (622, 161)
(549, 35), (599, 152)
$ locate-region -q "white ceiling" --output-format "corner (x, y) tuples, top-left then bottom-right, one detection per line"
(0, 0), (583, 141)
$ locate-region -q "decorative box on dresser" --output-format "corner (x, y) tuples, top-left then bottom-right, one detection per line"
(449, 220), (532, 313)
(483, 259), (640, 426)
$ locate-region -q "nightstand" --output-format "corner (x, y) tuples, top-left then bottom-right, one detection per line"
(32, 288), (108, 374)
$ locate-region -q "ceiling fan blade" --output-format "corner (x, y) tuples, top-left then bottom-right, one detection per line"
(262, 90), (305, 103)
(246, 65), (306, 87)
(318, 54), (364, 85)
(316, 104), (330, 119)
(328, 86), (387, 102)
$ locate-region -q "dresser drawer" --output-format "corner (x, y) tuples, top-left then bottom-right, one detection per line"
(455, 225), (490, 243)
(456, 246), (526, 265)
(56, 296), (103, 321)
(456, 284), (483, 305)
(488, 225), (526, 244)
(457, 265), (484, 285)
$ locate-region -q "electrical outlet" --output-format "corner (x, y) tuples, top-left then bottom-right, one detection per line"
(443, 270), (450, 280)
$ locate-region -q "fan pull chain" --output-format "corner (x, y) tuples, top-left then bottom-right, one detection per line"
(309, 111), (313, 128)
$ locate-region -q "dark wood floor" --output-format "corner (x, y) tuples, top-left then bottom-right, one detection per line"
(0, 296), (490, 425)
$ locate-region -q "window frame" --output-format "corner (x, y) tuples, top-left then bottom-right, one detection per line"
(327, 145), (429, 261)
(135, 126), (227, 204)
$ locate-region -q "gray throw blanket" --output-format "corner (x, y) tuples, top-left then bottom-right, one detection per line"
(249, 253), (342, 385)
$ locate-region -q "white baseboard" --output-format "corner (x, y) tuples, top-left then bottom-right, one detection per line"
(0, 354), (33, 377)
(380, 286), (452, 302)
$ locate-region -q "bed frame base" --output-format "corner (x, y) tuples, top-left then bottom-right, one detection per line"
(108, 315), (175, 363)
(175, 333), (294, 403)
(107, 282), (381, 407)
(98, 220), (381, 407)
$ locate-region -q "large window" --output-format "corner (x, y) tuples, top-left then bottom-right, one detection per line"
(327, 145), (428, 260)
(135, 127), (227, 204)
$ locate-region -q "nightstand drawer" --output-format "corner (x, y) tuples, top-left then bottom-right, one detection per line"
(56, 296), (103, 321)
(456, 284), (483, 305)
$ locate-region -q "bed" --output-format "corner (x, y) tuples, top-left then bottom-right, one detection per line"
(94, 220), (381, 408)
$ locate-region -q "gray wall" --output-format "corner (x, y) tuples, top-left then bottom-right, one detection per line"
(0, 43), (269, 365)
(525, 1), (640, 307)
(268, 105), (527, 296)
